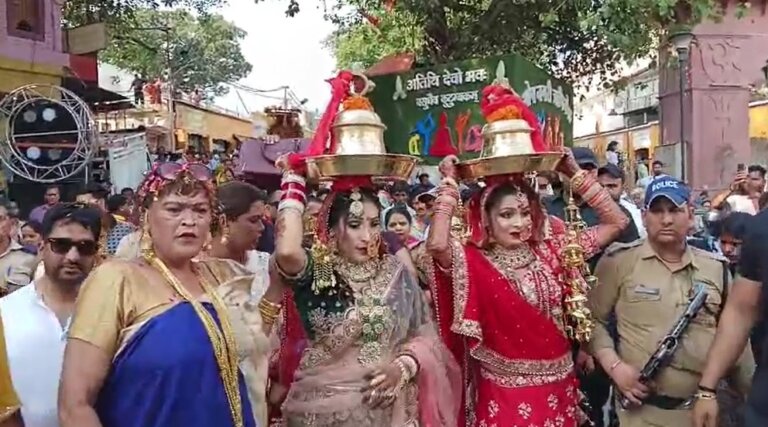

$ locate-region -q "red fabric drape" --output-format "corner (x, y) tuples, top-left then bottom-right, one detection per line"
(431, 241), (578, 426)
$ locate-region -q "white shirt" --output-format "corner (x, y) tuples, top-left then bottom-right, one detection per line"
(619, 197), (647, 239)
(0, 283), (69, 427)
(726, 194), (758, 215)
(637, 173), (668, 189)
(244, 250), (270, 300)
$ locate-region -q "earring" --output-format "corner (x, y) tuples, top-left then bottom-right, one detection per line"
(311, 235), (336, 295)
(327, 233), (338, 255)
(139, 212), (154, 259)
(220, 219), (230, 246)
(367, 232), (381, 259)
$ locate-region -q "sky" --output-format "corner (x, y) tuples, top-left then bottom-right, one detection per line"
(216, 0), (339, 116)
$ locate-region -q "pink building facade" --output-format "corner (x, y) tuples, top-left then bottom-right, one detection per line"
(0, 0), (69, 95)
(659, 2), (768, 189)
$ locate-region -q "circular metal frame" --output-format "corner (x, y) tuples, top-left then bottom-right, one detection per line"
(0, 84), (97, 183)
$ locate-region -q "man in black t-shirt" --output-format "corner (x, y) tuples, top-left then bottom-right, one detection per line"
(693, 210), (764, 427)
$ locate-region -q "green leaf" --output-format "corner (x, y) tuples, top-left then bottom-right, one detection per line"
(98, 8), (252, 98)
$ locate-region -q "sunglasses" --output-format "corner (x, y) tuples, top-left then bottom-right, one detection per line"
(156, 162), (213, 182)
(47, 238), (99, 256)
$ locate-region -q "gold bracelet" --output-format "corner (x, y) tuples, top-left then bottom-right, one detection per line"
(694, 391), (717, 401)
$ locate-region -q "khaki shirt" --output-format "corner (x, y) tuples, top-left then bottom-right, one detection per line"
(589, 239), (754, 399)
(0, 241), (36, 294)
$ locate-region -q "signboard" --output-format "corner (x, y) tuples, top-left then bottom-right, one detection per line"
(368, 54), (574, 165)
(66, 23), (109, 55)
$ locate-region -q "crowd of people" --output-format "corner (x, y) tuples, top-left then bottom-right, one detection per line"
(0, 73), (766, 427)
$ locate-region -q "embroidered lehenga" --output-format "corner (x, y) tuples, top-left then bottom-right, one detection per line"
(429, 215), (600, 426)
(424, 84), (627, 427)
(271, 69), (460, 427)
(276, 250), (460, 426)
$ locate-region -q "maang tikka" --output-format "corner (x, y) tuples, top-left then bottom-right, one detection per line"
(348, 189), (364, 221)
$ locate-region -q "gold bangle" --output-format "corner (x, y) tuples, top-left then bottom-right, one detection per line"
(570, 170), (589, 190)
(392, 358), (410, 391)
(259, 298), (282, 310)
(396, 354), (419, 378)
(258, 298), (282, 317)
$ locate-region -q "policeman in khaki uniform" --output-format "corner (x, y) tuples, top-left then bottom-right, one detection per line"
(0, 205), (36, 294)
(588, 177), (754, 427)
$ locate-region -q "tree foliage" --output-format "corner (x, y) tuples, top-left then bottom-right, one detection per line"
(63, 0), (227, 30)
(259, 0), (750, 85)
(99, 9), (252, 97)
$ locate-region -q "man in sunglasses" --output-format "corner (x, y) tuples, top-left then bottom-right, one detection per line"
(0, 203), (101, 427)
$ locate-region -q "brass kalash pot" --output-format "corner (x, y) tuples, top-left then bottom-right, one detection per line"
(453, 84), (595, 343)
(307, 73), (419, 181)
(457, 113), (562, 180)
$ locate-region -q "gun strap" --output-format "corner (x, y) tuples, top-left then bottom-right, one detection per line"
(717, 261), (730, 323)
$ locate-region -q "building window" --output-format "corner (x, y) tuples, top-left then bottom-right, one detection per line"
(6, 0), (45, 41)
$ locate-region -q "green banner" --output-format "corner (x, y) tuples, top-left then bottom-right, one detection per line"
(368, 53), (574, 166)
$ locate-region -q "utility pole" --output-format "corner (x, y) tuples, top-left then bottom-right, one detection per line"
(163, 19), (175, 152)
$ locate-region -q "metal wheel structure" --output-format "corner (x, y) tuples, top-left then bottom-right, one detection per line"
(0, 84), (97, 183)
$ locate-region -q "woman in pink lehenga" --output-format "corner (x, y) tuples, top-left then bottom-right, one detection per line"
(425, 84), (629, 426)
(270, 70), (461, 426)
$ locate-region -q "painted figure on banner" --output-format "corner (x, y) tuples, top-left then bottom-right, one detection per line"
(455, 110), (471, 154)
(415, 114), (436, 155)
(408, 133), (422, 156)
(463, 125), (484, 153)
(430, 112), (458, 157)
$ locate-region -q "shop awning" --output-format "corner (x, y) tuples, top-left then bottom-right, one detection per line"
(62, 77), (132, 111)
(238, 137), (310, 175)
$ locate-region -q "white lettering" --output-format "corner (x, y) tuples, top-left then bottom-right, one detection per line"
(407, 71), (442, 92)
(406, 73), (426, 91)
(651, 180), (678, 191)
(415, 93), (440, 110)
(464, 68), (488, 83)
(415, 90), (479, 111)
(442, 68), (464, 87)
(521, 80), (574, 123)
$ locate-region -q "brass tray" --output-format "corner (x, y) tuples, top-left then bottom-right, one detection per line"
(457, 152), (563, 180)
(307, 154), (420, 181)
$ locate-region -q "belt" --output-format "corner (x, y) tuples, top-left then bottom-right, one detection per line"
(643, 394), (692, 410)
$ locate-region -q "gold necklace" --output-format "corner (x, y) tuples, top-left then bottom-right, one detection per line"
(333, 257), (380, 283)
(487, 245), (536, 269)
(148, 256), (243, 427)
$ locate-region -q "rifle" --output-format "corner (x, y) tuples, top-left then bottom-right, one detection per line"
(618, 282), (709, 409)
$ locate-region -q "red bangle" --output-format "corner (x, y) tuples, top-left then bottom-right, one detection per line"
(281, 191), (306, 204)
(281, 182), (306, 194)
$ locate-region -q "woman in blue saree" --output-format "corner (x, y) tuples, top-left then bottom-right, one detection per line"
(58, 163), (284, 427)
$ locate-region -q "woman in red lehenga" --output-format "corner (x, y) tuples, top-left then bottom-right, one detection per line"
(425, 84), (630, 427)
